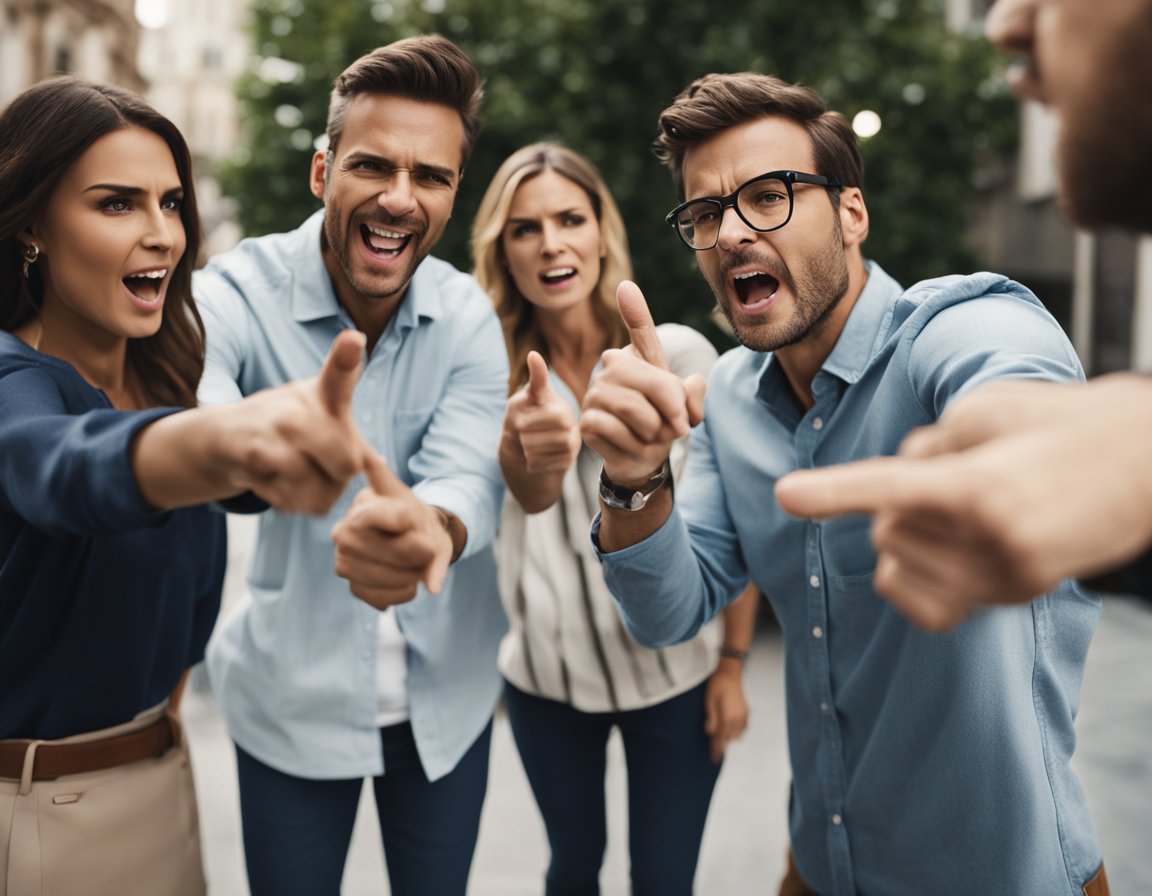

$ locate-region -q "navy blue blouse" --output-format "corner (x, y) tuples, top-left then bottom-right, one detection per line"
(0, 332), (225, 740)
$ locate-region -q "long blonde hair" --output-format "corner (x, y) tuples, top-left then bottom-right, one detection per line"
(471, 143), (631, 394)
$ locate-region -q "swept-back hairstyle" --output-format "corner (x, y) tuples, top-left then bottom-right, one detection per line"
(326, 33), (484, 169)
(0, 77), (204, 408)
(471, 143), (631, 394)
(654, 72), (863, 203)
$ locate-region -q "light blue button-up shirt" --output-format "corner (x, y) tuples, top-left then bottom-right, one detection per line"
(596, 263), (1102, 895)
(195, 211), (508, 781)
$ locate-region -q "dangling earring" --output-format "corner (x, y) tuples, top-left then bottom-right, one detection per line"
(21, 243), (39, 279)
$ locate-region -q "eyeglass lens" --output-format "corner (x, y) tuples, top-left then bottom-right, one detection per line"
(675, 176), (792, 249)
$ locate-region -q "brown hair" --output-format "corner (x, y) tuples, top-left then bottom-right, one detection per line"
(326, 33), (484, 168)
(655, 73), (862, 202)
(471, 143), (631, 394)
(0, 76), (205, 408)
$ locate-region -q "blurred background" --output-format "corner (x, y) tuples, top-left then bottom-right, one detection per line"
(3, 1), (1152, 892)
(2, 0), (1150, 369)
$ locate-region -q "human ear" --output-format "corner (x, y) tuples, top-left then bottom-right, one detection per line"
(309, 151), (328, 201)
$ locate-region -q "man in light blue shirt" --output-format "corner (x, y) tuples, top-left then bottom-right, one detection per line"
(194, 35), (507, 896)
(581, 73), (1107, 895)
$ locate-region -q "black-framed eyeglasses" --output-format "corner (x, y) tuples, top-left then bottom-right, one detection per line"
(665, 170), (844, 251)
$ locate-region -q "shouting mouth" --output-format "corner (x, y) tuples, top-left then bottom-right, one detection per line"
(540, 266), (576, 287)
(123, 268), (167, 307)
(361, 223), (413, 257)
(733, 270), (780, 308)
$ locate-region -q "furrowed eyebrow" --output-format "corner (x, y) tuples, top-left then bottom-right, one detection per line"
(84, 183), (145, 194)
(342, 152), (457, 181)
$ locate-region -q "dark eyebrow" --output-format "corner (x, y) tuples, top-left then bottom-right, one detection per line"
(84, 183), (184, 196)
(342, 152), (458, 181)
(84, 183), (145, 194)
(507, 208), (583, 226)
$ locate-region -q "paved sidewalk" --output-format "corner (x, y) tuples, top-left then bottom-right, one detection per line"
(186, 517), (1152, 894)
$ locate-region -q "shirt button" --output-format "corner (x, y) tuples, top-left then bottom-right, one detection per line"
(809, 574), (820, 588)
(820, 702), (829, 713)
(832, 814), (843, 826)
(812, 626), (824, 639)
(812, 417), (824, 430)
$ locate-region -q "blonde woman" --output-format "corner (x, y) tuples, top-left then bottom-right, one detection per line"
(473, 143), (759, 895)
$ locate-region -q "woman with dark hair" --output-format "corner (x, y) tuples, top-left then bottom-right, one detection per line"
(0, 77), (368, 895)
(472, 142), (760, 895)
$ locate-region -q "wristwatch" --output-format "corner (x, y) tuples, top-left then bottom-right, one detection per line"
(598, 461), (671, 511)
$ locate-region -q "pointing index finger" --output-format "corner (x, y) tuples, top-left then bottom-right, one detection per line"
(525, 351), (551, 405)
(775, 457), (925, 519)
(617, 280), (667, 370)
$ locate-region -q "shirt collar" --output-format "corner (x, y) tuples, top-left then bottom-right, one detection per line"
(755, 260), (903, 424)
(819, 260), (902, 386)
(290, 209), (444, 331)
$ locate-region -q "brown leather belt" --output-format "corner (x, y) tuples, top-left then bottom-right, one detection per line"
(0, 714), (175, 781)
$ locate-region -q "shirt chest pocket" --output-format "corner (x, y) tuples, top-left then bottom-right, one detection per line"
(384, 408), (434, 477)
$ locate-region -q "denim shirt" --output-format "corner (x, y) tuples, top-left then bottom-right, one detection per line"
(595, 263), (1102, 895)
(195, 211), (508, 781)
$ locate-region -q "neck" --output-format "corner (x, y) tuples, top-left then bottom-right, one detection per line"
(775, 257), (869, 411)
(536, 300), (607, 398)
(322, 241), (406, 354)
(34, 312), (135, 407)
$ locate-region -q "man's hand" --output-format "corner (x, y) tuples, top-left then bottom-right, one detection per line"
(580, 281), (706, 486)
(775, 375), (1152, 629)
(332, 450), (456, 609)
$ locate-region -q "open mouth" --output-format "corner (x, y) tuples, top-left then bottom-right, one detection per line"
(123, 269), (167, 304)
(733, 271), (780, 305)
(540, 267), (576, 287)
(361, 223), (412, 257)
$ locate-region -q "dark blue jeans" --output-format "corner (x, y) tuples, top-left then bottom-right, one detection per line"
(504, 679), (722, 896)
(235, 720), (492, 896)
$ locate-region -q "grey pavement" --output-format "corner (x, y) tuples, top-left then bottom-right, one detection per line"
(185, 516), (1152, 894)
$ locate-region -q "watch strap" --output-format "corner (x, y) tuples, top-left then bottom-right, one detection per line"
(598, 461), (671, 512)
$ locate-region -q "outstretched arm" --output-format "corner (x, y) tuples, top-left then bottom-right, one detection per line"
(132, 329), (368, 516)
(775, 374), (1152, 629)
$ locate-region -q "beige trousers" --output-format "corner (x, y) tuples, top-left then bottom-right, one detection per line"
(0, 705), (206, 896)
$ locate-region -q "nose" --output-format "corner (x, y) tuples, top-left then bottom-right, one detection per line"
(715, 204), (756, 253)
(376, 169), (418, 217)
(985, 0), (1046, 103)
(984, 0), (1036, 55)
(143, 205), (179, 253)
(540, 221), (563, 255)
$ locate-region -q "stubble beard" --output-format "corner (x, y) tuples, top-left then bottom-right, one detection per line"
(711, 224), (851, 353)
(324, 207), (429, 300)
(1058, 22), (1152, 234)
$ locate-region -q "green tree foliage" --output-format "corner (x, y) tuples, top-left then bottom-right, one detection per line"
(220, 0), (1016, 338)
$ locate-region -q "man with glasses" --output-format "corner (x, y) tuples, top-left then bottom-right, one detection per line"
(774, 0), (1152, 630)
(581, 72), (1107, 895)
